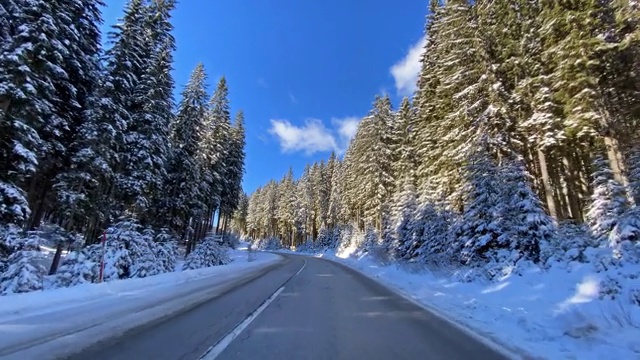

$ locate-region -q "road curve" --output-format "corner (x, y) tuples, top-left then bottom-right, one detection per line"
(64, 253), (512, 360)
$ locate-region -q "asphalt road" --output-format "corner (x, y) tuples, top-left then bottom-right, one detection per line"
(65, 254), (512, 360)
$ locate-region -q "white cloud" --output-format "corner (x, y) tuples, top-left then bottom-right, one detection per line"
(269, 117), (361, 155)
(332, 116), (360, 146)
(390, 36), (427, 96)
(269, 119), (337, 155)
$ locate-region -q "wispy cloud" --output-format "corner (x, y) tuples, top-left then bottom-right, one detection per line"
(257, 77), (268, 88)
(390, 36), (426, 96)
(288, 92), (298, 104)
(332, 117), (360, 150)
(269, 119), (337, 155)
(269, 116), (361, 155)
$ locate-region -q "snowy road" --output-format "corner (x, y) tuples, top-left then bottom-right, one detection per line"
(65, 253), (512, 360)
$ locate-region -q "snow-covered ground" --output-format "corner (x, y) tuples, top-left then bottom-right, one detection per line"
(0, 249), (282, 360)
(274, 248), (640, 360)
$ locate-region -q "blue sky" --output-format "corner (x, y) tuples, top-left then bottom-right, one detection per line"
(102, 0), (428, 194)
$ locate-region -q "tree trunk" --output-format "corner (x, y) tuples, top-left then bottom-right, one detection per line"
(562, 154), (583, 221)
(199, 215), (208, 240)
(604, 135), (628, 187)
(549, 159), (567, 220)
(194, 217), (203, 242)
(537, 148), (559, 218)
(222, 216), (228, 235)
(215, 208), (221, 234)
(574, 148), (591, 206)
(185, 239), (193, 257)
(290, 226), (294, 248)
(48, 243), (64, 275)
(0, 97), (10, 115)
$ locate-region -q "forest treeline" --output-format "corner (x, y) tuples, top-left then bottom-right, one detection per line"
(237, 0), (640, 286)
(0, 0), (245, 293)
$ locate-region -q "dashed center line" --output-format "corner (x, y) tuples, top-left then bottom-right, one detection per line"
(198, 259), (306, 359)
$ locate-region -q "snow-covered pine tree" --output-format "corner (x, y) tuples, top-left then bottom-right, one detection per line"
(0, 225), (22, 273)
(231, 192), (249, 236)
(0, 230), (46, 295)
(154, 228), (178, 273)
(17, 0), (104, 232)
(52, 243), (102, 288)
(628, 147), (640, 205)
(162, 63), (209, 236)
(349, 96), (395, 232)
(413, 0), (463, 204)
(498, 159), (556, 264)
(246, 187), (261, 239)
(387, 174), (418, 260)
(101, 218), (163, 281)
(276, 168), (296, 246)
(314, 161), (330, 235)
(451, 148), (505, 267)
(129, 228), (160, 278)
(201, 77), (231, 238)
(412, 200), (455, 265)
(54, 2), (146, 242)
(389, 98), (416, 239)
(587, 156), (630, 243)
(108, 0), (175, 219)
(139, 38), (176, 228)
(32, 223), (82, 275)
(328, 155), (345, 229)
(220, 111), (247, 229)
(0, 0), (52, 226)
(297, 165), (314, 242)
(264, 180), (280, 239)
(127, 0), (177, 225)
(183, 235), (230, 270)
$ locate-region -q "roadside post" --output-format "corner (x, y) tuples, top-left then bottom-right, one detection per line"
(98, 231), (106, 283)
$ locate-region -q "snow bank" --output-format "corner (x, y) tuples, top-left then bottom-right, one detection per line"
(278, 249), (640, 359)
(0, 250), (282, 360)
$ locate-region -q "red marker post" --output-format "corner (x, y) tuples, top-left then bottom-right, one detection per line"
(98, 231), (106, 283)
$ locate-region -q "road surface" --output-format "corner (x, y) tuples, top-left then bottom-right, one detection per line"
(65, 253), (512, 360)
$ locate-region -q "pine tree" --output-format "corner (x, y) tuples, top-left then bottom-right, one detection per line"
(19, 0), (105, 231)
(54, 0), (148, 242)
(183, 235), (230, 270)
(452, 148), (506, 266)
(297, 165), (314, 242)
(163, 63), (209, 236)
(206, 77), (232, 216)
(222, 111), (247, 224)
(328, 154), (344, 228)
(587, 156), (630, 243)
(346, 96), (395, 231)
(414, 0), (489, 208)
(399, 197), (451, 263)
(388, 174), (418, 259)
(108, 0), (176, 218)
(315, 161), (330, 232)
(0, 229), (46, 294)
(276, 168), (296, 246)
(0, 0), (53, 226)
(141, 38), (176, 227)
(246, 187), (261, 239)
(128, 0), (176, 222)
(499, 159), (555, 263)
(231, 192), (249, 236)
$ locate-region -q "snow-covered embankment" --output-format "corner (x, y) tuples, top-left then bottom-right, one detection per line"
(0, 250), (282, 360)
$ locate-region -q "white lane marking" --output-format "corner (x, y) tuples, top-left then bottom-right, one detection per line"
(198, 286), (285, 360)
(198, 259), (307, 360)
(295, 259), (307, 276)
